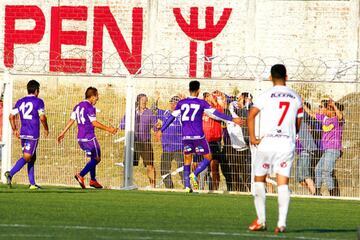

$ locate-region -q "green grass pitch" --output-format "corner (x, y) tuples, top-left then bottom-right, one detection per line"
(0, 184), (358, 239)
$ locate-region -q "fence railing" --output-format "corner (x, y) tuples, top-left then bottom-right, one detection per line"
(0, 50), (359, 199)
(0, 48), (360, 82)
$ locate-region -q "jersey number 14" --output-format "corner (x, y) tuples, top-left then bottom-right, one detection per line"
(75, 106), (86, 124)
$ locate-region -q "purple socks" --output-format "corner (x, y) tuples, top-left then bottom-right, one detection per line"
(80, 158), (98, 177)
(10, 158), (27, 177)
(27, 160), (35, 185)
(90, 160), (99, 181)
(184, 165), (191, 188)
(194, 158), (210, 176)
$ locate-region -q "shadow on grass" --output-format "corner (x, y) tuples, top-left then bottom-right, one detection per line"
(0, 184), (101, 194)
(291, 228), (356, 233)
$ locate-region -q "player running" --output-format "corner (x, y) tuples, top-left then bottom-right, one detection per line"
(5, 80), (49, 189)
(156, 81), (242, 192)
(57, 87), (117, 189)
(247, 64), (303, 234)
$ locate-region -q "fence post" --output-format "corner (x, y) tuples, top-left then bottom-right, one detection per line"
(1, 70), (13, 183)
(122, 76), (136, 189)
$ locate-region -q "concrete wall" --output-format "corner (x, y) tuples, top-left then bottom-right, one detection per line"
(0, 0), (358, 79)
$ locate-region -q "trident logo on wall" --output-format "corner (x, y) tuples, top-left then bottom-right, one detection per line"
(173, 7), (232, 78)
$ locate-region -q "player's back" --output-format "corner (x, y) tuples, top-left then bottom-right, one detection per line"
(254, 85), (302, 151)
(14, 96), (45, 139)
(72, 100), (96, 141)
(175, 97), (209, 140)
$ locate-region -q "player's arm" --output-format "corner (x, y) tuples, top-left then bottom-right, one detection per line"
(57, 119), (75, 143)
(296, 104), (304, 133)
(247, 106), (261, 145)
(204, 108), (242, 125)
(159, 113), (176, 132)
(39, 107), (49, 137)
(92, 120), (117, 134)
(87, 107), (117, 134)
(155, 107), (180, 140)
(9, 109), (20, 139)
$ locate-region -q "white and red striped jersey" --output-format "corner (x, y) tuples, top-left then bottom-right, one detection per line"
(253, 85), (303, 152)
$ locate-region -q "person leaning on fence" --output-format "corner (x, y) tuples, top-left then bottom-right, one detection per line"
(202, 91), (225, 190)
(153, 94), (184, 189)
(120, 93), (157, 188)
(303, 98), (344, 196)
(295, 102), (318, 195)
(228, 92), (253, 192)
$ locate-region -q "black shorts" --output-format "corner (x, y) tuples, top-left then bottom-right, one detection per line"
(208, 141), (222, 160)
(134, 141), (154, 167)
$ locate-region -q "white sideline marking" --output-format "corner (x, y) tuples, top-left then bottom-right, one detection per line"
(0, 223), (338, 240)
(0, 233), (53, 238)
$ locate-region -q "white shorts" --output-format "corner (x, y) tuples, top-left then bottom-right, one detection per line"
(252, 148), (294, 178)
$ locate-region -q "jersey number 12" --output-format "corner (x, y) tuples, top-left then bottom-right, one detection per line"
(19, 102), (33, 120)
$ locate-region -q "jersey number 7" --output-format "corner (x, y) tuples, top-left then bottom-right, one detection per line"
(278, 101), (290, 126)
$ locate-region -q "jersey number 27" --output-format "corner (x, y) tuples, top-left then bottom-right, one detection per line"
(181, 104), (200, 121)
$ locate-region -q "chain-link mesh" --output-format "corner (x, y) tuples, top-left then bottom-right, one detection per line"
(1, 49), (359, 198)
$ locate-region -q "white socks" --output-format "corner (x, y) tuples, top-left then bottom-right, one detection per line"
(253, 182), (266, 224)
(277, 184), (290, 227)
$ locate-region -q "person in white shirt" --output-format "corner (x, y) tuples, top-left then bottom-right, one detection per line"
(247, 64), (303, 234)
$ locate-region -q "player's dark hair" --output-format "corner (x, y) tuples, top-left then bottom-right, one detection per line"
(85, 87), (98, 99)
(189, 80), (200, 92)
(271, 64), (287, 80)
(27, 80), (40, 94)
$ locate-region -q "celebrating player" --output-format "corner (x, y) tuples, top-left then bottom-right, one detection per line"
(5, 80), (49, 189)
(247, 64), (303, 234)
(156, 80), (242, 192)
(57, 87), (117, 189)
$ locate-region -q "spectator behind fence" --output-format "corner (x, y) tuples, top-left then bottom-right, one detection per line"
(228, 92), (253, 192)
(202, 91), (224, 190)
(295, 102), (318, 195)
(154, 94), (184, 188)
(303, 98), (344, 196)
(120, 93), (157, 188)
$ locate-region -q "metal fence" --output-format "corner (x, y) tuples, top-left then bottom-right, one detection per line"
(0, 48), (359, 199)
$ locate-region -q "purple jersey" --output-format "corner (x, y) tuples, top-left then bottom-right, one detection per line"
(11, 95), (45, 140)
(71, 100), (97, 141)
(171, 97), (232, 140)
